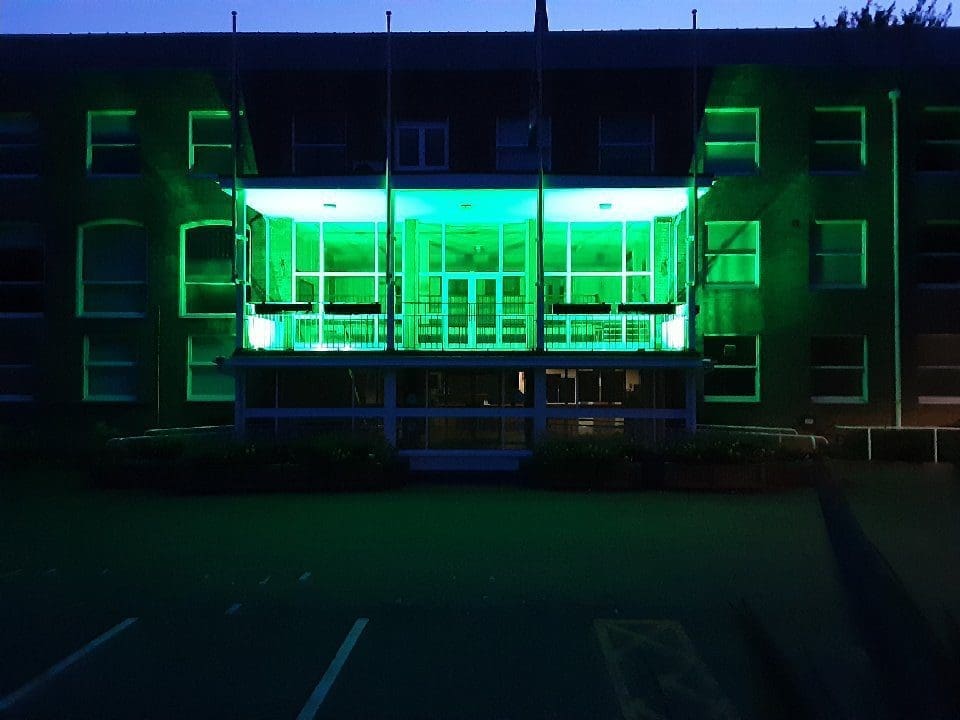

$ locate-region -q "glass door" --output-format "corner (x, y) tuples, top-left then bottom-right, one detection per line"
(443, 275), (501, 349)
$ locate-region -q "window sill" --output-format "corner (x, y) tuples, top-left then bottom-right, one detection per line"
(811, 396), (867, 404)
(704, 396), (761, 404)
(77, 312), (146, 319)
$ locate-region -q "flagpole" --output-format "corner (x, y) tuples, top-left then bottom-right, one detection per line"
(535, 1), (546, 352)
(385, 10), (395, 351)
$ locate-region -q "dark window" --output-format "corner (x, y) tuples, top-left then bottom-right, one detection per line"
(704, 335), (759, 401)
(292, 113), (346, 175)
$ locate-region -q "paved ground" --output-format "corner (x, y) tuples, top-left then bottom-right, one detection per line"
(0, 461), (957, 719)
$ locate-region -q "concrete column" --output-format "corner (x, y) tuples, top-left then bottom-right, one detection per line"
(383, 369), (397, 446)
(684, 368), (698, 431)
(533, 368), (548, 441)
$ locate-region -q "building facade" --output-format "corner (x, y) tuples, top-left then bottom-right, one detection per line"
(1, 27), (959, 461)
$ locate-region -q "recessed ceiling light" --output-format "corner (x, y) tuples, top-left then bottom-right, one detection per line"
(323, 202), (337, 209)
(460, 203), (473, 209)
(598, 202), (613, 210)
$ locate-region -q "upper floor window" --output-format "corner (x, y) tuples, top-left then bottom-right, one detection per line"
(187, 335), (234, 401)
(810, 220), (866, 288)
(0, 113), (40, 177)
(496, 117), (551, 172)
(87, 110), (139, 176)
(77, 221), (147, 317)
(704, 221), (759, 287)
(918, 107), (960, 172)
(0, 223), (43, 316)
(810, 107), (865, 173)
(395, 121), (448, 171)
(704, 334), (760, 402)
(598, 114), (654, 174)
(702, 108), (759, 175)
(811, 335), (867, 404)
(83, 334), (138, 402)
(917, 221), (960, 287)
(181, 222), (234, 317)
(292, 113), (346, 175)
(917, 333), (960, 405)
(188, 110), (232, 176)
(0, 325), (40, 403)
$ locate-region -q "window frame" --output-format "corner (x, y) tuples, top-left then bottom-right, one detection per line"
(917, 221), (960, 289)
(598, 114), (655, 174)
(188, 110), (232, 175)
(76, 220), (148, 318)
(495, 116), (552, 172)
(810, 335), (868, 404)
(0, 112), (40, 179)
(702, 107), (760, 176)
(394, 120), (449, 171)
(291, 112), (347, 175)
(704, 334), (761, 403)
(180, 220), (235, 318)
(82, 334), (138, 403)
(810, 106), (866, 174)
(704, 220), (760, 288)
(917, 333), (960, 405)
(810, 219), (867, 289)
(918, 106), (960, 174)
(86, 109), (139, 177)
(0, 222), (44, 318)
(186, 334), (235, 402)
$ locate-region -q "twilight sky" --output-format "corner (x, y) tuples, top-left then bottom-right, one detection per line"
(0, 0), (898, 34)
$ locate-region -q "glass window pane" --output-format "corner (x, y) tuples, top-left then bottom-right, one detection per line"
(571, 276), (620, 305)
(398, 128), (419, 167)
(502, 223), (526, 272)
(84, 284), (146, 315)
(295, 223), (320, 272)
(324, 276), (375, 303)
(705, 255), (755, 284)
(543, 222), (567, 272)
(626, 222), (650, 272)
(571, 222), (621, 272)
(83, 224), (146, 282)
(324, 222), (375, 272)
(812, 110), (861, 141)
(185, 225), (232, 280)
(424, 127), (446, 166)
(816, 223), (862, 253)
(185, 283), (234, 314)
(192, 113), (231, 145)
(445, 225), (498, 272)
(707, 222), (757, 252)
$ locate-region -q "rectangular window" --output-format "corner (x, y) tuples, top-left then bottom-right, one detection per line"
(395, 121), (448, 170)
(702, 108), (759, 175)
(187, 335), (234, 401)
(0, 324), (39, 402)
(87, 110), (139, 175)
(811, 220), (866, 288)
(78, 222), (147, 316)
(917, 222), (960, 287)
(181, 223), (234, 316)
(918, 107), (960, 172)
(811, 335), (867, 403)
(292, 113), (346, 175)
(704, 335), (760, 402)
(917, 334), (960, 404)
(705, 221), (759, 286)
(0, 223), (43, 316)
(83, 335), (138, 402)
(496, 117), (551, 171)
(0, 113), (40, 177)
(599, 114), (654, 174)
(189, 110), (232, 176)
(810, 107), (866, 173)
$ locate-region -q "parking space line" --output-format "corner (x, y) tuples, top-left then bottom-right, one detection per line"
(295, 618), (369, 720)
(0, 617), (138, 712)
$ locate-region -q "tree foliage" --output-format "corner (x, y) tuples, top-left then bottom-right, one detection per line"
(815, 0), (952, 27)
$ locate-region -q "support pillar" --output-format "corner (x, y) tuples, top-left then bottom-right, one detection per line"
(533, 368), (547, 442)
(383, 369), (397, 446)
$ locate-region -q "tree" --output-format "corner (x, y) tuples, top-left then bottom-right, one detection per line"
(814, 0), (952, 27)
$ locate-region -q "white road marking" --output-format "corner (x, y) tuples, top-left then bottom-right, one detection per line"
(0, 617), (138, 712)
(226, 603), (242, 615)
(259, 575), (271, 585)
(0, 569), (22, 579)
(295, 618), (369, 720)
(299, 571), (312, 583)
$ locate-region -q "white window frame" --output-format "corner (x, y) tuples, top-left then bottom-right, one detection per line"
(811, 220), (867, 289)
(704, 220), (760, 288)
(0, 112), (40, 178)
(395, 120), (449, 171)
(82, 335), (138, 403)
(810, 335), (868, 404)
(186, 335), (234, 402)
(188, 110), (232, 174)
(76, 220), (147, 318)
(810, 106), (866, 173)
(702, 107), (760, 175)
(598, 114), (655, 174)
(0, 222), (43, 318)
(704, 334), (761, 403)
(180, 220), (235, 318)
(86, 110), (138, 176)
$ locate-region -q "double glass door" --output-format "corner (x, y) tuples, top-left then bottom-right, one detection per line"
(445, 276), (498, 348)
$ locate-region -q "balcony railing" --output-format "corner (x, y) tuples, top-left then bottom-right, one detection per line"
(243, 302), (687, 352)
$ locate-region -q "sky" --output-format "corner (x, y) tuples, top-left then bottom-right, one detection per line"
(0, 0), (900, 34)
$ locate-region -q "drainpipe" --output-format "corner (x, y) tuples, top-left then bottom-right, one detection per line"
(688, 9), (699, 357)
(889, 89), (902, 428)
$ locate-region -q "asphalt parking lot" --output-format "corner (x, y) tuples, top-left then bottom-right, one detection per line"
(1, 462), (957, 719)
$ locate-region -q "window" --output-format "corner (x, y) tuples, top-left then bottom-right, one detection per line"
(917, 334), (960, 404)
(918, 107), (960, 172)
(87, 110), (139, 175)
(188, 110), (232, 176)
(395, 121), (448, 170)
(292, 113), (346, 175)
(0, 223), (43, 316)
(705, 221), (759, 286)
(810, 221), (866, 288)
(187, 335), (234, 401)
(83, 335), (138, 402)
(811, 107), (865, 172)
(181, 222), (234, 316)
(702, 108), (759, 175)
(496, 117), (551, 171)
(77, 222), (147, 317)
(811, 335), (867, 403)
(599, 114), (654, 174)
(0, 113), (40, 177)
(917, 222), (960, 287)
(0, 324), (39, 402)
(704, 335), (760, 402)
